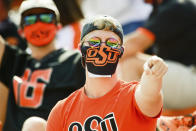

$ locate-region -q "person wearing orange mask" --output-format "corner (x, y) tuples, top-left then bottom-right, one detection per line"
(0, 0), (85, 131)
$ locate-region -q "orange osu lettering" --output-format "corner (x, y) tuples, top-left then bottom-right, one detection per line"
(86, 45), (121, 66)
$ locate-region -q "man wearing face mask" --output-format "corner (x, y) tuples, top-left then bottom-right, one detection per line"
(46, 15), (168, 131)
(0, 0), (85, 131)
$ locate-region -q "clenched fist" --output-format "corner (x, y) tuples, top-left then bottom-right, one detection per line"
(143, 56), (168, 79)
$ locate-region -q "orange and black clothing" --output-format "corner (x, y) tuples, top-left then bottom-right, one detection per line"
(140, 0), (196, 66)
(47, 80), (160, 131)
(0, 45), (85, 131)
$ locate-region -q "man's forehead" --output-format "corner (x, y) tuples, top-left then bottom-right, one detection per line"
(84, 30), (121, 42)
(22, 8), (55, 17)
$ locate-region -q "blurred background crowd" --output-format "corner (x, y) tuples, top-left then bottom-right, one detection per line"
(0, 0), (196, 131)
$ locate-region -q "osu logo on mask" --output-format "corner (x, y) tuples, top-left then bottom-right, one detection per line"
(68, 112), (118, 131)
(86, 45), (122, 66)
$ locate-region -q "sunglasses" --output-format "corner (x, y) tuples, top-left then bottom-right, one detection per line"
(23, 13), (55, 26)
(85, 37), (121, 48)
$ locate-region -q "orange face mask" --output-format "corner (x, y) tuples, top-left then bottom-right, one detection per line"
(23, 22), (57, 46)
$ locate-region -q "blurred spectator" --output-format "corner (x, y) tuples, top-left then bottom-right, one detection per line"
(119, 0), (196, 116)
(81, 0), (152, 34)
(0, 0), (85, 131)
(0, 0), (27, 50)
(53, 0), (84, 50)
(0, 0), (24, 128)
(157, 111), (196, 131)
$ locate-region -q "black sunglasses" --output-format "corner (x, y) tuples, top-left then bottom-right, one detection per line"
(22, 13), (56, 26)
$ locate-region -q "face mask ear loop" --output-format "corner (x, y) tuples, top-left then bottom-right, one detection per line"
(80, 43), (86, 68)
(81, 56), (86, 68)
(119, 46), (124, 58)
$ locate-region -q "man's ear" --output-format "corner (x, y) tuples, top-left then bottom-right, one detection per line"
(78, 42), (83, 50)
(18, 28), (25, 38)
(119, 46), (124, 58)
(78, 42), (86, 68)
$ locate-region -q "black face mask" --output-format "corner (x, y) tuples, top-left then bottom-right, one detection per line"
(80, 44), (124, 76)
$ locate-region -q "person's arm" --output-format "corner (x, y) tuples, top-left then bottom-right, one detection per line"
(135, 56), (168, 117)
(0, 82), (9, 129)
(123, 1), (191, 61)
(122, 28), (155, 60)
(46, 101), (64, 131)
(0, 36), (7, 130)
(0, 36), (5, 66)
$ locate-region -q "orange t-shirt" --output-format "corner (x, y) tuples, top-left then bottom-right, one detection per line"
(46, 80), (159, 131)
